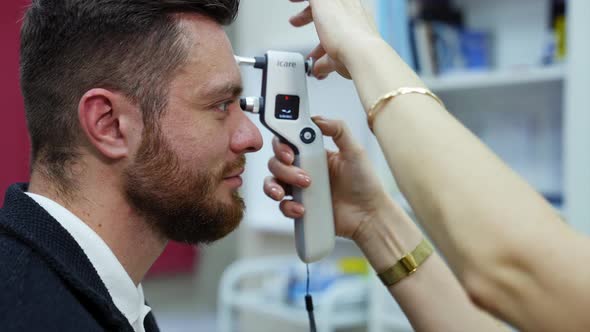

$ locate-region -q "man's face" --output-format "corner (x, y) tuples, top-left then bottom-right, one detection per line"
(124, 15), (263, 244)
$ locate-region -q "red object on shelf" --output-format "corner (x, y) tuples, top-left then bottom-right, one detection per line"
(0, 0), (31, 204)
(146, 242), (199, 278)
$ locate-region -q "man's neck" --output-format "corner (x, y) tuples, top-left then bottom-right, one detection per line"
(28, 172), (167, 286)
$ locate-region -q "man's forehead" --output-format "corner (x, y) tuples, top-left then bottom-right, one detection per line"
(177, 13), (234, 60)
(175, 15), (242, 97)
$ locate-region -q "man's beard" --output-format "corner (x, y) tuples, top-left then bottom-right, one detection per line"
(123, 126), (246, 245)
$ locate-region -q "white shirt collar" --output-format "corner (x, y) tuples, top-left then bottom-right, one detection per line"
(26, 192), (151, 332)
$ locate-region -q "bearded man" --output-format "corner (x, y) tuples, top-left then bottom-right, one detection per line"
(0, 1), (262, 331)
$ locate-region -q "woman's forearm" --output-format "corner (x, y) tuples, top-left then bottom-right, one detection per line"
(342, 39), (589, 330)
(355, 197), (507, 332)
(390, 254), (507, 332)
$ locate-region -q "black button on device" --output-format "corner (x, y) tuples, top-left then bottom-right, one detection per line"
(300, 127), (316, 144)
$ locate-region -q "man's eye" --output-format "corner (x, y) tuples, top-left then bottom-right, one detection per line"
(216, 100), (233, 113)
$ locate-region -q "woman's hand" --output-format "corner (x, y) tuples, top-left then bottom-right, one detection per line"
(288, 0), (382, 80)
(263, 117), (390, 240)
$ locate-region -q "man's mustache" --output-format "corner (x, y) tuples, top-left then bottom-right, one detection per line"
(222, 155), (246, 178)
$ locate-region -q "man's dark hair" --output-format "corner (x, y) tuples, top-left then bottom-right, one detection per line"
(20, 0), (239, 193)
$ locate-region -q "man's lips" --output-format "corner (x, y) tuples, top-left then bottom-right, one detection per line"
(224, 168), (245, 179)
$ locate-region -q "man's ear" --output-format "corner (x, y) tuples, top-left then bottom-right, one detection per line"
(78, 89), (141, 160)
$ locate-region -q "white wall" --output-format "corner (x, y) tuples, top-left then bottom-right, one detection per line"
(564, 0), (590, 233)
(231, 0), (375, 55)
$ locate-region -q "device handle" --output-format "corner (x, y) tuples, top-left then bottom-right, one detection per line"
(292, 133), (335, 263)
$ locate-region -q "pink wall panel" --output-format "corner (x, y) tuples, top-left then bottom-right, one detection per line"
(0, 0), (30, 203)
(0, 1), (197, 274)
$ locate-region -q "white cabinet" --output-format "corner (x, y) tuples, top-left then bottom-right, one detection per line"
(563, 0), (590, 233)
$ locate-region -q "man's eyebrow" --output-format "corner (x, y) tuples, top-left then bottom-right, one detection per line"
(202, 82), (243, 99)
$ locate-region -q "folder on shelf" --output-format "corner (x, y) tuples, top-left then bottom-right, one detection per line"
(377, 0), (416, 70)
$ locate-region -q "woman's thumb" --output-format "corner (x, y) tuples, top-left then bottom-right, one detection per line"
(312, 116), (361, 152)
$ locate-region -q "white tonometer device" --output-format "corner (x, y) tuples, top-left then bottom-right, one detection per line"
(236, 51), (335, 263)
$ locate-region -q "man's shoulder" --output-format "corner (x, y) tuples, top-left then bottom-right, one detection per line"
(0, 196), (63, 298)
(0, 193), (69, 293)
(0, 230), (103, 331)
(0, 200), (57, 283)
(0, 229), (61, 302)
(0, 225), (36, 283)
(0, 188), (127, 331)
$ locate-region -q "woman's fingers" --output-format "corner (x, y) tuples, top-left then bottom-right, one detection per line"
(308, 46), (342, 80)
(263, 176), (305, 218)
(263, 176), (285, 201)
(307, 44), (326, 62)
(312, 55), (333, 80)
(289, 5), (313, 27)
(272, 137), (295, 165)
(309, 50), (352, 79)
(312, 117), (362, 152)
(267, 157), (312, 189)
(280, 199), (305, 219)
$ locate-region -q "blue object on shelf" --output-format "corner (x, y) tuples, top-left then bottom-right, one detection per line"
(543, 192), (563, 207)
(432, 22), (463, 74)
(460, 30), (491, 70)
(287, 275), (339, 305)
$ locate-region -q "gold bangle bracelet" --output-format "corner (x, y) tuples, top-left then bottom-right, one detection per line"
(377, 238), (434, 287)
(367, 87), (445, 132)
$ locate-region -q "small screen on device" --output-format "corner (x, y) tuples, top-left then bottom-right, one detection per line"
(275, 94), (300, 120)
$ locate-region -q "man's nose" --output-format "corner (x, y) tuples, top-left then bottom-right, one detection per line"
(230, 110), (263, 154)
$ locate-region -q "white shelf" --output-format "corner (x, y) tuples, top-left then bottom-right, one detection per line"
(423, 65), (565, 93)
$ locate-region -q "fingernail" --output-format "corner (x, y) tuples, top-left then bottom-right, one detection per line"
(294, 205), (305, 215)
(297, 174), (311, 186)
(270, 187), (282, 200)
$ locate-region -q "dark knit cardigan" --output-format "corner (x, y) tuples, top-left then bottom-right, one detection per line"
(0, 184), (160, 332)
